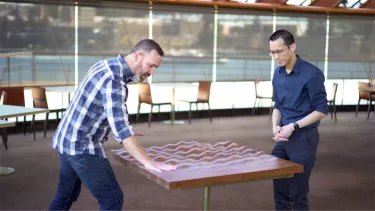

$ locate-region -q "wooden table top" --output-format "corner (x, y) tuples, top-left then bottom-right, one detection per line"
(0, 120), (15, 128)
(0, 105), (49, 119)
(111, 141), (303, 190)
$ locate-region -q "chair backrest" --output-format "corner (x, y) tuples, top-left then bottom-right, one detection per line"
(327, 83), (338, 101)
(0, 87), (25, 106)
(0, 90), (7, 105)
(358, 82), (371, 100)
(31, 87), (48, 109)
(138, 83), (153, 104)
(197, 81), (211, 102)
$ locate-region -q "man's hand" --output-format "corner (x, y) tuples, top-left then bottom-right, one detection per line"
(143, 160), (177, 173)
(273, 125), (281, 134)
(272, 125), (288, 141)
(276, 123), (295, 141)
(134, 131), (144, 136)
(122, 135), (177, 174)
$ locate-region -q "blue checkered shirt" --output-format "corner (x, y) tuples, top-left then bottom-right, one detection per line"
(52, 55), (135, 158)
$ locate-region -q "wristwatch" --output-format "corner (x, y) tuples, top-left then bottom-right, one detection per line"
(293, 122), (300, 130)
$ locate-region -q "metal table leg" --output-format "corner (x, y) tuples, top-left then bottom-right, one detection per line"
(203, 186), (210, 211)
(0, 128), (15, 176)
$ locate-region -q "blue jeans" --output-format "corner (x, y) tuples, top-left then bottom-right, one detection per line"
(48, 153), (124, 211)
(272, 127), (319, 211)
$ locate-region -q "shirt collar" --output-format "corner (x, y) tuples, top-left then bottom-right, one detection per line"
(117, 54), (135, 83)
(278, 54), (302, 75)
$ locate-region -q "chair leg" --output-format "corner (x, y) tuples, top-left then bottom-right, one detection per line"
(14, 117), (18, 133)
(355, 99), (360, 117)
(169, 104), (173, 123)
(329, 102), (333, 120)
(252, 99), (257, 115)
(1, 128), (8, 150)
(148, 105), (153, 128)
(23, 116), (26, 135)
(158, 105), (161, 121)
(136, 103), (141, 122)
(333, 102), (337, 123)
(188, 103), (192, 125)
(44, 113), (49, 137)
(367, 99), (372, 120)
(207, 103), (212, 123)
(32, 115), (36, 140)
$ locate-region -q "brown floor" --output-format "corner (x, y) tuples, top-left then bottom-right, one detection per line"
(0, 112), (374, 210)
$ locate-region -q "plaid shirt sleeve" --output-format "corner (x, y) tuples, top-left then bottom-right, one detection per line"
(100, 75), (134, 144)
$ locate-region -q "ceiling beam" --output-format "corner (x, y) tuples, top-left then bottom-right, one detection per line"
(309, 0), (342, 7)
(360, 0), (375, 8)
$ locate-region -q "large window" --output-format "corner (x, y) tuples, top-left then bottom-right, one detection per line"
(77, 2), (149, 81)
(328, 15), (375, 80)
(1, 1), (374, 116)
(276, 12), (327, 72)
(216, 9), (274, 81)
(151, 4), (214, 82)
(0, 3), (75, 86)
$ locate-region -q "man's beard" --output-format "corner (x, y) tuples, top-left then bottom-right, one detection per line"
(133, 63), (146, 82)
(133, 74), (143, 82)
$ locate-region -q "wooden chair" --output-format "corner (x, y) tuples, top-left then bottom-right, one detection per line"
(327, 83), (338, 123)
(0, 91), (6, 105)
(355, 82), (374, 120)
(31, 87), (65, 139)
(180, 81), (212, 124)
(136, 83), (172, 127)
(1, 91), (10, 150)
(0, 87), (27, 134)
(252, 80), (273, 117)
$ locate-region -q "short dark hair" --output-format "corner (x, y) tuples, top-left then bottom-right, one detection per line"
(130, 39), (164, 56)
(269, 29), (295, 46)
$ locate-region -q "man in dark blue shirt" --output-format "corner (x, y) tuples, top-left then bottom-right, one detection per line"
(269, 29), (328, 210)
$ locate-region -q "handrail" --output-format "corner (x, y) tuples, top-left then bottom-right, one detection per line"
(127, 0), (375, 15)
(28, 52), (374, 63)
(0, 51), (33, 58)
(0, 50), (373, 63)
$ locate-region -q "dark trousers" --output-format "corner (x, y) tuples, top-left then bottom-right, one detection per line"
(49, 153), (124, 211)
(272, 127), (319, 211)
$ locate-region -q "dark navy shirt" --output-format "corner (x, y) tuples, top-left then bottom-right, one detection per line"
(272, 55), (328, 128)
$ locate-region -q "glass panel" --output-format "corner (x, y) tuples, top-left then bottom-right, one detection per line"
(276, 12), (327, 64)
(77, 3), (149, 82)
(216, 9), (274, 81)
(0, 2), (75, 86)
(151, 5), (214, 82)
(328, 15), (375, 79)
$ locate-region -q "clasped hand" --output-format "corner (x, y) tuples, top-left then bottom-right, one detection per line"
(272, 124), (294, 141)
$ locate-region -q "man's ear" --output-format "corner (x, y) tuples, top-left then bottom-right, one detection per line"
(290, 43), (296, 53)
(134, 51), (141, 62)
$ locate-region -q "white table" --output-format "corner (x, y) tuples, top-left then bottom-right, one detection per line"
(0, 105), (49, 148)
(45, 85), (77, 93)
(0, 105), (49, 119)
(153, 83), (197, 125)
(45, 86), (77, 104)
(0, 120), (16, 176)
(0, 105), (49, 176)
